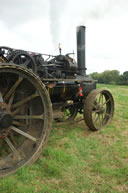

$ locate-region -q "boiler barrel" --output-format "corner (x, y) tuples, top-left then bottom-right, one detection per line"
(49, 81), (80, 102)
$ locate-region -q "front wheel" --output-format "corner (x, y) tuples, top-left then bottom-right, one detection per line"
(84, 89), (114, 131)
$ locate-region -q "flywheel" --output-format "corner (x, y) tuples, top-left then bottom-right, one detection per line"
(0, 64), (52, 177)
(7, 50), (37, 73)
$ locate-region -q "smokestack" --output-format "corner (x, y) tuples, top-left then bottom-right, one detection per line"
(77, 26), (86, 76)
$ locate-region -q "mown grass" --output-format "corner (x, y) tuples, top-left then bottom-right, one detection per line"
(0, 84), (128, 193)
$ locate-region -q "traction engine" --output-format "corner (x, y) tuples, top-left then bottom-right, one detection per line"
(0, 26), (114, 177)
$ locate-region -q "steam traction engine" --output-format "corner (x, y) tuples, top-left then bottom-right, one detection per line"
(0, 26), (114, 177)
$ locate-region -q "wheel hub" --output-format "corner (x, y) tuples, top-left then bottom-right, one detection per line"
(0, 102), (12, 137)
(99, 106), (105, 114)
(96, 104), (105, 114)
(0, 113), (12, 129)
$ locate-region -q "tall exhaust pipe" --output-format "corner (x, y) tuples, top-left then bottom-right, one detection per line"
(77, 26), (86, 76)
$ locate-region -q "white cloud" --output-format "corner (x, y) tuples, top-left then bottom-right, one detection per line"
(0, 0), (127, 73)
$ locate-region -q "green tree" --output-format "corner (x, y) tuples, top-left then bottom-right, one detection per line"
(90, 70), (120, 84)
(101, 70), (112, 83)
(110, 70), (120, 83)
(119, 71), (128, 85)
(123, 71), (128, 81)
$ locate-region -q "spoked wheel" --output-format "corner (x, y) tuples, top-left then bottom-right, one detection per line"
(61, 105), (77, 121)
(0, 64), (52, 178)
(54, 102), (77, 122)
(7, 50), (37, 73)
(84, 89), (114, 131)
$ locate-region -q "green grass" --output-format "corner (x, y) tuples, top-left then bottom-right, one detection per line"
(0, 84), (128, 193)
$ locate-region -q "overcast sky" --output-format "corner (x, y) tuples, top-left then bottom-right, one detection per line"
(0, 0), (127, 74)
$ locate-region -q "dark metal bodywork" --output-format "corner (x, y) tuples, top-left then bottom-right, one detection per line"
(42, 26), (96, 111)
(0, 26), (96, 113)
(0, 26), (114, 177)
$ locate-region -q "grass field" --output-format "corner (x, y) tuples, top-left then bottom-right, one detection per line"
(0, 84), (128, 193)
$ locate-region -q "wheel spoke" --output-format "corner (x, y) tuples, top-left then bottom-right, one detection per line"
(4, 137), (21, 161)
(92, 109), (100, 113)
(23, 58), (31, 67)
(101, 94), (104, 105)
(105, 113), (111, 118)
(11, 126), (37, 142)
(93, 113), (99, 123)
(9, 130), (17, 146)
(103, 99), (110, 106)
(92, 111), (97, 120)
(20, 56), (23, 64)
(98, 114), (102, 126)
(98, 93), (102, 103)
(4, 77), (23, 101)
(12, 107), (23, 116)
(13, 114), (44, 120)
(12, 120), (28, 127)
(11, 92), (39, 110)
(8, 92), (15, 108)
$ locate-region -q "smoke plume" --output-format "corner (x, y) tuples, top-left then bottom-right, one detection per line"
(49, 0), (67, 47)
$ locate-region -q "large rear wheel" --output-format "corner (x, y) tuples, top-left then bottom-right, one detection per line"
(0, 64), (52, 177)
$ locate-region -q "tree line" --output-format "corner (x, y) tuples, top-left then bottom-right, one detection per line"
(90, 70), (128, 85)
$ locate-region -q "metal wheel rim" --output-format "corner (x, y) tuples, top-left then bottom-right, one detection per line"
(84, 89), (114, 131)
(0, 64), (52, 177)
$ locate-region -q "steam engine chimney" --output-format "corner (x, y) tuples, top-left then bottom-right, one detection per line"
(77, 26), (86, 76)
